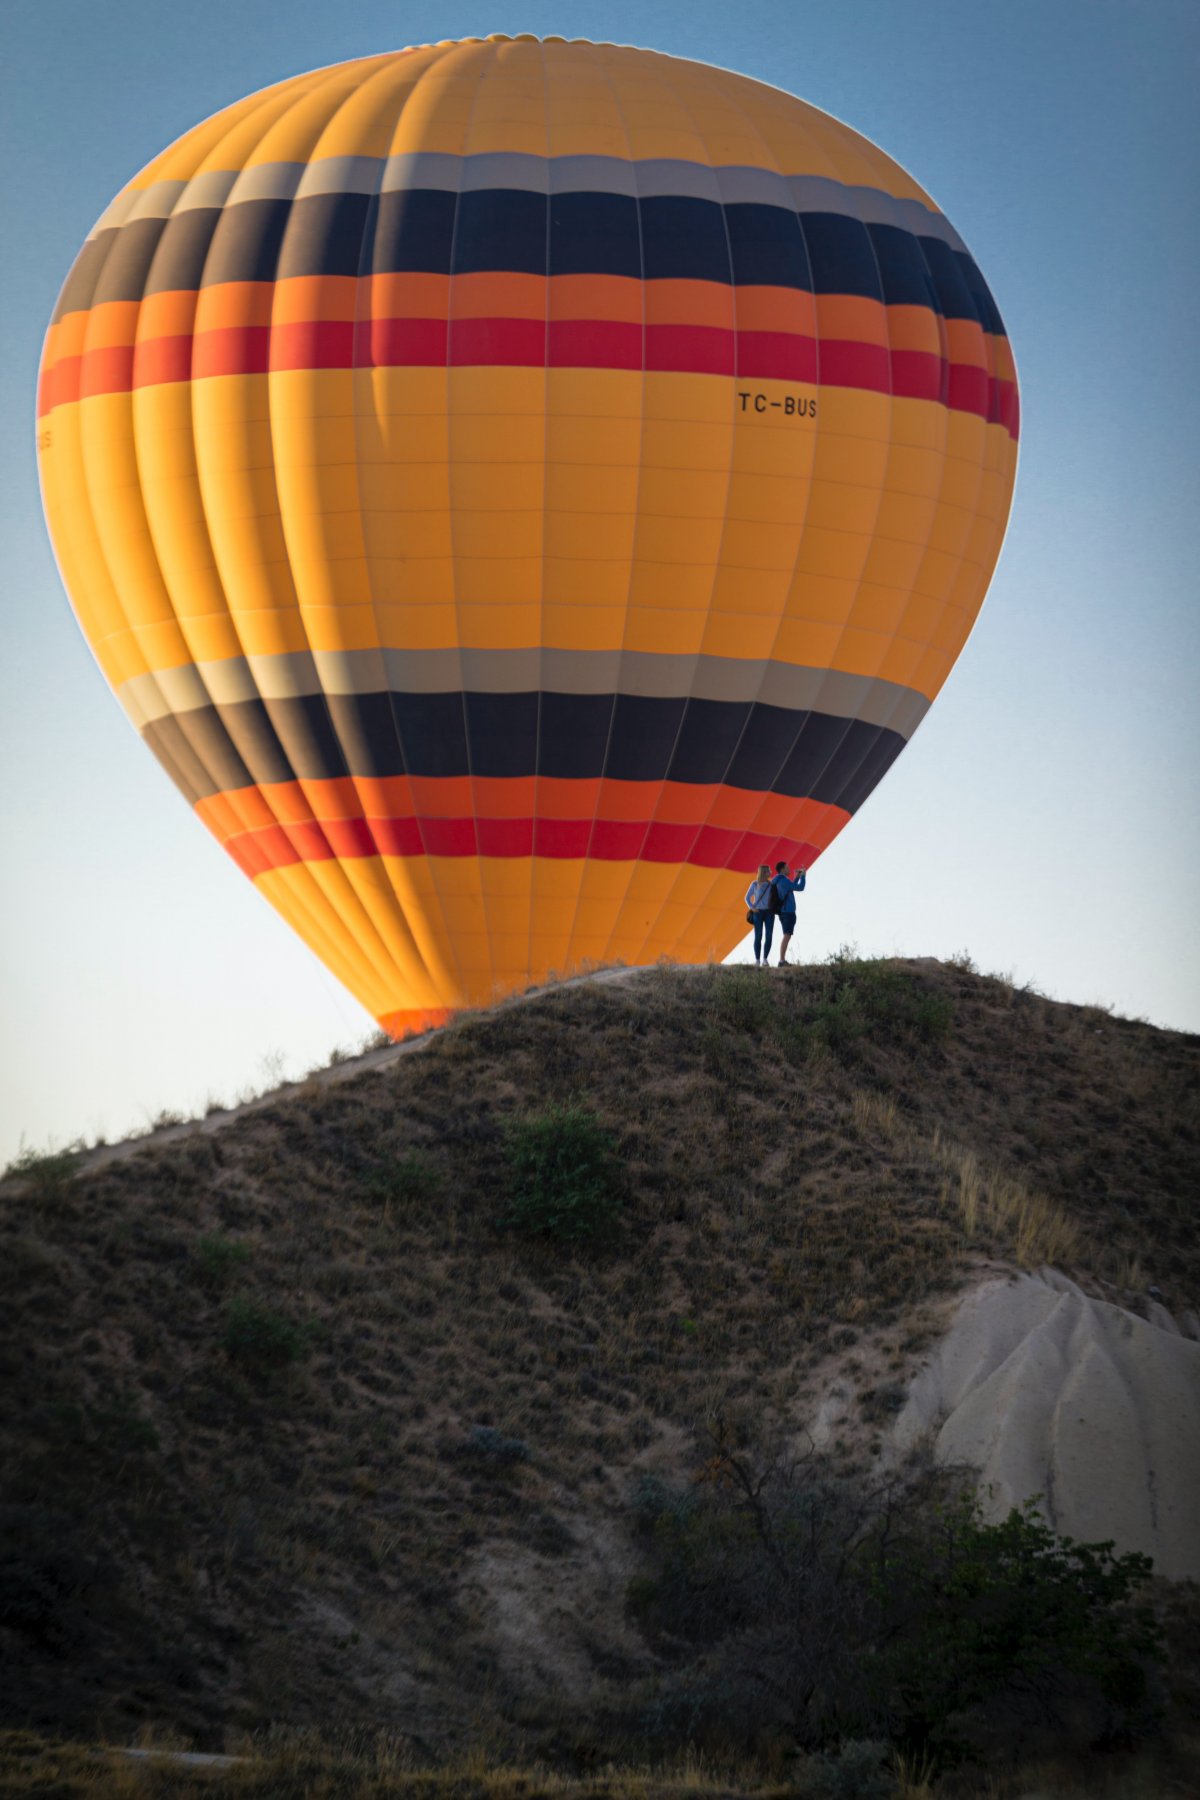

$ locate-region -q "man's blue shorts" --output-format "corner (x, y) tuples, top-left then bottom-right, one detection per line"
(779, 912), (797, 932)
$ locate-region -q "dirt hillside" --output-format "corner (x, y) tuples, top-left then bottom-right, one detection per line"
(2, 955), (1197, 1761)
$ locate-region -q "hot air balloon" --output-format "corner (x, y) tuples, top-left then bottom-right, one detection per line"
(37, 36), (1018, 1036)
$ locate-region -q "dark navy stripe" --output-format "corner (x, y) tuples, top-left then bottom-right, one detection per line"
(53, 189), (1007, 332)
(146, 207), (227, 294)
(90, 216), (171, 311)
(140, 689), (906, 815)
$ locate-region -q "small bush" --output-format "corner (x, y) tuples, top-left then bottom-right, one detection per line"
(715, 967), (777, 1032)
(3, 1143), (83, 1199)
(194, 1233), (251, 1289)
(501, 1102), (624, 1244)
(363, 1149), (442, 1208)
(810, 981), (870, 1052)
(222, 1299), (308, 1375)
(462, 1425), (530, 1465)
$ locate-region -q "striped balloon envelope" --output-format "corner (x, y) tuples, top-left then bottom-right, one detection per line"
(37, 35), (1018, 1037)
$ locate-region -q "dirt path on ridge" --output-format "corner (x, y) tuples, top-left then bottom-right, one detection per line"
(74, 964), (661, 1177)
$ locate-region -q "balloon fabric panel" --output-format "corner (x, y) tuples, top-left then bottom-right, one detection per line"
(37, 38), (1018, 1034)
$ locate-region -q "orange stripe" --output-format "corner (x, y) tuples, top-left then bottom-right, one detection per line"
(194, 281), (277, 332)
(734, 285), (819, 335)
(270, 274), (359, 325)
(645, 279), (732, 328)
(814, 293), (890, 348)
(884, 303), (944, 356)
(709, 788), (808, 833)
(45, 277), (1000, 372)
(453, 271), (545, 319)
(363, 272), (451, 319)
(81, 299), (141, 351)
(944, 316), (988, 367)
(42, 311), (88, 364)
(548, 274), (642, 323)
(139, 290), (201, 338)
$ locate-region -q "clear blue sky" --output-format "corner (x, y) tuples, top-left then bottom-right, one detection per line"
(2, 0), (1197, 1162)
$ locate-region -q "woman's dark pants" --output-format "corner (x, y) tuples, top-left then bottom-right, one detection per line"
(752, 912), (774, 960)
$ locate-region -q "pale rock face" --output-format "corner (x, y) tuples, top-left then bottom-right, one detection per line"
(892, 1272), (1200, 1580)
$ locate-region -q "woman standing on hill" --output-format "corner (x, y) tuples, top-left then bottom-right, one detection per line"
(744, 864), (775, 966)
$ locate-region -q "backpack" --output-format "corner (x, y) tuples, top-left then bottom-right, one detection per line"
(765, 876), (784, 915)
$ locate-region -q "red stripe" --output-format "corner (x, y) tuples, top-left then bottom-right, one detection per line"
(737, 330), (818, 381)
(80, 344), (135, 399)
(450, 316), (545, 365)
(272, 318), (355, 370)
(647, 323), (734, 375)
(534, 818), (590, 857)
(192, 325), (270, 378)
(818, 339), (891, 393)
(40, 317), (1019, 439)
(992, 378), (1020, 433)
(891, 348), (947, 404)
(947, 362), (990, 416)
(134, 335), (194, 386)
(357, 317), (449, 365)
(550, 318), (641, 368)
(220, 811), (835, 878)
(38, 359), (75, 411)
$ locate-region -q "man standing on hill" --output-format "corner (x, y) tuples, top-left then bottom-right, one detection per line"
(772, 863), (807, 965)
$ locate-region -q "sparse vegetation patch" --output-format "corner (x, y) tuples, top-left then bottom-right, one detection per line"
(2, 1143), (83, 1200)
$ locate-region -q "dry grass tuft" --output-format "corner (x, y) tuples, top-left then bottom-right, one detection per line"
(930, 1132), (1081, 1268)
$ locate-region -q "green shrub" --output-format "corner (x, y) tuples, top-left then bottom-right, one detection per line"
(872, 1496), (1161, 1761)
(629, 1439), (1160, 1766)
(463, 1425), (529, 1465)
(809, 981), (870, 1051)
(222, 1299), (308, 1375)
(501, 1102), (624, 1244)
(806, 956), (954, 1056)
(714, 968), (776, 1032)
(363, 1148), (442, 1208)
(194, 1233), (250, 1289)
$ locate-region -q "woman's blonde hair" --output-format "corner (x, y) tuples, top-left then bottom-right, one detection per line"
(756, 863), (770, 880)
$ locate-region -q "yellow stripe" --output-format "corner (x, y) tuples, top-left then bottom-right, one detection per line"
(43, 366), (1015, 697)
